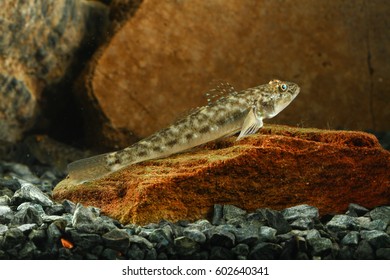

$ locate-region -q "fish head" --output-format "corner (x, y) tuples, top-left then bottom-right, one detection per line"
(255, 79), (300, 119)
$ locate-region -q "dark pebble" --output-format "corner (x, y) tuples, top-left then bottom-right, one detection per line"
(71, 204), (98, 233)
(208, 225), (236, 248)
(69, 230), (102, 250)
(249, 242), (282, 260)
(212, 204), (223, 225)
(45, 204), (65, 216)
(354, 240), (374, 259)
(19, 241), (37, 259)
(347, 203), (369, 217)
(231, 243), (249, 257)
(1, 228), (25, 250)
(126, 244), (145, 260)
(144, 248), (157, 260)
(338, 245), (355, 260)
(0, 178), (21, 192)
(62, 199), (76, 214)
(209, 246), (235, 260)
(102, 228), (130, 251)
(101, 248), (119, 260)
(376, 248), (390, 260)
(262, 209), (291, 234)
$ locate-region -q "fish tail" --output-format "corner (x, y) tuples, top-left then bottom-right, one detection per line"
(67, 153), (112, 183)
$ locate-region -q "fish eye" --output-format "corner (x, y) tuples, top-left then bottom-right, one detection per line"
(280, 84), (288, 92)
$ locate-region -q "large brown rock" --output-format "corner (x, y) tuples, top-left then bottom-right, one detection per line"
(80, 0), (390, 150)
(0, 0), (108, 142)
(53, 125), (390, 225)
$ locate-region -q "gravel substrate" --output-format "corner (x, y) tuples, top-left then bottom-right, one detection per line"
(0, 160), (389, 260)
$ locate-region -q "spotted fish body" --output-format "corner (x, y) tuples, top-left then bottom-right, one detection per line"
(68, 79), (300, 183)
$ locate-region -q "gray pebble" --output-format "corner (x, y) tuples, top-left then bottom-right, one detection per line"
(0, 224), (8, 235)
(174, 236), (199, 255)
(183, 228), (206, 243)
(0, 205), (14, 224)
(17, 202), (45, 216)
(148, 228), (171, 249)
(128, 235), (153, 250)
(308, 237), (333, 256)
(235, 226), (259, 245)
(341, 231), (359, 245)
(17, 223), (38, 233)
(12, 182), (53, 207)
(0, 195), (11, 206)
(291, 217), (314, 230)
(223, 205), (246, 221)
(360, 230), (390, 249)
(369, 206), (390, 225)
(326, 215), (359, 232)
(212, 204), (223, 225)
(282, 204), (319, 221)
(259, 226), (277, 242)
(11, 206), (43, 226)
(72, 204), (98, 233)
(188, 219), (213, 231)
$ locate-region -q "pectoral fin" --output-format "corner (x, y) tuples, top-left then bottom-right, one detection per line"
(236, 106), (263, 141)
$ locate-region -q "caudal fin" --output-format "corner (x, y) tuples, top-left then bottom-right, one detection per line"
(67, 153), (112, 183)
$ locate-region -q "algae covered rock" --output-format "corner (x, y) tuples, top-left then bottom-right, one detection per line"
(53, 125), (390, 225)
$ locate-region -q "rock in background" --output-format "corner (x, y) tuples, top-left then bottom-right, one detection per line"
(0, 0), (109, 142)
(78, 0), (390, 150)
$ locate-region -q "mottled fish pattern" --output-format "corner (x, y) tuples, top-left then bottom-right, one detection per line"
(67, 79), (300, 183)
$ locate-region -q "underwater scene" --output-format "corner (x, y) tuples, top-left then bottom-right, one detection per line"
(0, 0), (389, 262)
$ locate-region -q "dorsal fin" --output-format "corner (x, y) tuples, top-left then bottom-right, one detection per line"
(204, 82), (237, 106)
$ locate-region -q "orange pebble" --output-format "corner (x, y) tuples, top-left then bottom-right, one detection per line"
(60, 238), (74, 249)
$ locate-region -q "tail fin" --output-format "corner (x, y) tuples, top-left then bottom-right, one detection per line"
(67, 153), (112, 183)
